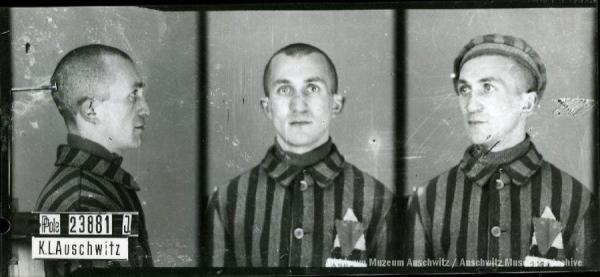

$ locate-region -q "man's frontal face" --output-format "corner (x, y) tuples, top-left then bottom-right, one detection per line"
(266, 53), (335, 153)
(456, 55), (528, 148)
(96, 57), (149, 152)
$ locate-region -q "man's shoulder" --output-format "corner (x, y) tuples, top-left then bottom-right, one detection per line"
(213, 163), (264, 194)
(47, 163), (113, 186)
(341, 160), (395, 196)
(539, 160), (593, 196)
(412, 164), (462, 198)
(36, 164), (120, 212)
(36, 164), (82, 211)
(46, 164), (80, 185)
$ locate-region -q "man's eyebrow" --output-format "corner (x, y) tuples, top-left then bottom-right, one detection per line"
(457, 77), (505, 85)
(134, 82), (145, 89)
(479, 77), (506, 86)
(479, 77), (498, 83)
(305, 77), (326, 83)
(272, 79), (291, 86)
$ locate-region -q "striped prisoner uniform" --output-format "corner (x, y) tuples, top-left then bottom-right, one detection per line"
(35, 134), (153, 276)
(405, 137), (599, 266)
(208, 140), (396, 267)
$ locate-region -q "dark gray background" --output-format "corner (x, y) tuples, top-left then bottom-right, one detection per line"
(11, 7), (198, 268)
(207, 10), (396, 194)
(405, 8), (596, 195)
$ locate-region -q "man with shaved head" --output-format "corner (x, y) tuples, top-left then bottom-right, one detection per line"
(35, 44), (152, 276)
(207, 43), (396, 267)
(404, 34), (599, 267)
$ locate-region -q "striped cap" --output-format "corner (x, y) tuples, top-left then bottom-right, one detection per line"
(453, 34), (546, 98)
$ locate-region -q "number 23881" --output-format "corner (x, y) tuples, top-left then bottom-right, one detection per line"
(68, 214), (112, 235)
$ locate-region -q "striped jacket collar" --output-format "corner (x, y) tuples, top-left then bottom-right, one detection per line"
(459, 139), (544, 186)
(67, 134), (122, 164)
(261, 143), (346, 188)
(55, 144), (140, 191)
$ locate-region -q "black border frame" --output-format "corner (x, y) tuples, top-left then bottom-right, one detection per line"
(0, 7), (12, 277)
(0, 1), (597, 276)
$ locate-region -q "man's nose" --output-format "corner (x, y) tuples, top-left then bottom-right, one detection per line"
(137, 96), (150, 117)
(290, 92), (308, 112)
(465, 93), (483, 113)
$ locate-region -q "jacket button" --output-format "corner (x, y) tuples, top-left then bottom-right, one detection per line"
(293, 228), (304, 239)
(495, 179), (505, 190)
(299, 180), (308, 191)
(491, 226), (502, 237)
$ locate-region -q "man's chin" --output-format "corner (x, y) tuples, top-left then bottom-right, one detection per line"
(280, 131), (314, 144)
(123, 140), (143, 150)
(285, 138), (316, 148)
(468, 133), (493, 146)
(277, 135), (325, 152)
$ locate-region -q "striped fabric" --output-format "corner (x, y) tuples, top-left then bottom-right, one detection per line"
(208, 143), (395, 267)
(35, 144), (153, 276)
(405, 141), (599, 266)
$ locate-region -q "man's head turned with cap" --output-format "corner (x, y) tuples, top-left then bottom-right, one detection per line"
(452, 34), (546, 152)
(51, 44), (150, 155)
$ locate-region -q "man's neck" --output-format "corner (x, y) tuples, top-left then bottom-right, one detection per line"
(483, 129), (526, 153)
(275, 137), (333, 167)
(72, 127), (123, 156)
(276, 135), (330, 155)
(66, 133), (122, 163)
(474, 134), (531, 165)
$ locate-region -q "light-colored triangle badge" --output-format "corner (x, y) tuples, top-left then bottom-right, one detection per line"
(551, 232), (564, 249)
(343, 208), (358, 222)
(541, 206), (557, 220)
(333, 233), (366, 251)
(354, 234), (366, 251)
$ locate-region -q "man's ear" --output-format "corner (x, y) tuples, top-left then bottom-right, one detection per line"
(521, 91), (538, 114)
(259, 97), (272, 119)
(332, 94), (345, 116)
(78, 98), (99, 124)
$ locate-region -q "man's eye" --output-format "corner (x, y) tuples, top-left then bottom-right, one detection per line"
(306, 84), (320, 94)
(276, 86), (291, 95)
(482, 83), (495, 93)
(458, 86), (470, 96)
(128, 90), (139, 102)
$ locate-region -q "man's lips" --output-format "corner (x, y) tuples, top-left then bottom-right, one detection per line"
(289, 120), (312, 126)
(468, 119), (486, 125)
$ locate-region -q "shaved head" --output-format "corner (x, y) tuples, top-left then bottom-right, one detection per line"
(263, 43), (338, 96)
(51, 44), (134, 125)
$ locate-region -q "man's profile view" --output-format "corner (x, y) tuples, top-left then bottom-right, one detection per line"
(404, 34), (599, 266)
(207, 43), (396, 267)
(34, 44), (153, 276)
